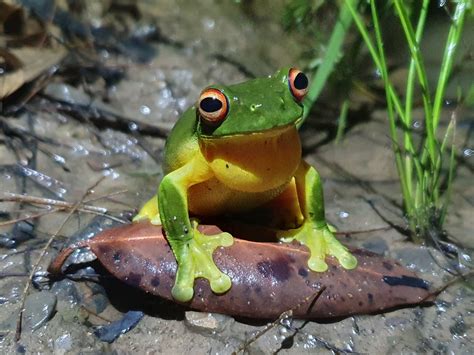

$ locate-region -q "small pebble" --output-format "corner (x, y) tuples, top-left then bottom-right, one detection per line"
(184, 311), (233, 334)
(94, 310), (144, 343)
(23, 291), (57, 331)
(54, 333), (73, 351)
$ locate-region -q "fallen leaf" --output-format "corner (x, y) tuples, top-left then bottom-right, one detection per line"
(0, 46), (65, 99)
(50, 221), (434, 319)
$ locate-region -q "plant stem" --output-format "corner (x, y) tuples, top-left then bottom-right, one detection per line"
(432, 0), (469, 131)
(335, 99), (349, 143)
(393, 0), (436, 165)
(301, 0), (358, 125)
(343, 0), (468, 240)
(403, 0), (430, 201)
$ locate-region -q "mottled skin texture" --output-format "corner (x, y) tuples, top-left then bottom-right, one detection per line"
(134, 68), (357, 302)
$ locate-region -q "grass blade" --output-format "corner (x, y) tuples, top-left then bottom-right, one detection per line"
(301, 0), (358, 125)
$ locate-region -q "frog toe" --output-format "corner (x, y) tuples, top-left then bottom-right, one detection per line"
(192, 232), (233, 294)
(331, 247), (358, 270)
(172, 226), (233, 302)
(308, 253), (329, 272)
(210, 273), (232, 294)
(323, 228), (357, 270)
(197, 229), (233, 251)
(171, 284), (194, 303)
(279, 223), (357, 272)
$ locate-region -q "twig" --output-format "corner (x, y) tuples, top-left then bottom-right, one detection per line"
(0, 208), (63, 227)
(233, 313), (294, 354)
(334, 225), (393, 236)
(84, 189), (128, 204)
(0, 189), (130, 226)
(0, 273), (29, 278)
(76, 208), (129, 224)
(1, 193), (108, 213)
(15, 177), (106, 342)
(422, 270), (474, 303)
(233, 287), (326, 354)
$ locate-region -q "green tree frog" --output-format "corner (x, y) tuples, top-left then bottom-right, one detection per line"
(134, 67), (357, 302)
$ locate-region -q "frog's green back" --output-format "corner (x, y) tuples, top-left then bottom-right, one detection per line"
(163, 107), (199, 174)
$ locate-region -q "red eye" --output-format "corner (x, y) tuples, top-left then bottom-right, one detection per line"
(288, 68), (309, 102)
(198, 88), (229, 125)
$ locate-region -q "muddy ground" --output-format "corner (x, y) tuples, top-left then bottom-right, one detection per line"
(1, 1), (473, 354)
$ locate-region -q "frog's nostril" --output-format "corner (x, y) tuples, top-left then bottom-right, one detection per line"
(250, 103), (262, 112)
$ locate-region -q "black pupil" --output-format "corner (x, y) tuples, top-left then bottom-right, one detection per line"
(294, 73), (308, 90)
(200, 97), (222, 113)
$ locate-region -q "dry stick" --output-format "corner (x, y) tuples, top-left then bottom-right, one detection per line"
(0, 207), (64, 227)
(75, 207), (128, 224)
(84, 189), (136, 211)
(0, 203), (126, 226)
(0, 273), (29, 278)
(14, 177), (106, 342)
(334, 225), (393, 236)
(0, 191), (130, 224)
(422, 270), (474, 303)
(84, 189), (128, 204)
(1, 193), (108, 213)
(233, 287), (327, 355)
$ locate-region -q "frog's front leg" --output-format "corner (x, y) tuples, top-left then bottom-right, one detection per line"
(158, 157), (233, 302)
(277, 161), (357, 272)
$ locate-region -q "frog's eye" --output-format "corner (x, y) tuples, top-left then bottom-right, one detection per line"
(288, 68), (309, 102)
(198, 88), (229, 125)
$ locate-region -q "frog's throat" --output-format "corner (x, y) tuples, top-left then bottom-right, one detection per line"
(198, 124), (302, 193)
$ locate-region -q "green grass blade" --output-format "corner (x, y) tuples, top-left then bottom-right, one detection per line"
(440, 118), (457, 226)
(335, 99), (349, 144)
(369, 0), (414, 216)
(393, 0), (435, 164)
(300, 0), (358, 126)
(432, 0), (470, 131)
(403, 0), (430, 198)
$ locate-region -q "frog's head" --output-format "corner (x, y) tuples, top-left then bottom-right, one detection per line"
(195, 67), (308, 138)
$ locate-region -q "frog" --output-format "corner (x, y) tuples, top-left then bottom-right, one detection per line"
(133, 67), (357, 302)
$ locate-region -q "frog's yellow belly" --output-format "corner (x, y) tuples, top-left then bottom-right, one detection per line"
(188, 178), (290, 216)
(199, 125), (301, 193)
(188, 125), (302, 216)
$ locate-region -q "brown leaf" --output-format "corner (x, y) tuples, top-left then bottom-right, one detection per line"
(49, 221), (434, 319)
(0, 46), (66, 99)
(0, 2), (24, 32)
(0, 1), (50, 47)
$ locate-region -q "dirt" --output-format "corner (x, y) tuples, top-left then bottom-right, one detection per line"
(1, 1), (473, 354)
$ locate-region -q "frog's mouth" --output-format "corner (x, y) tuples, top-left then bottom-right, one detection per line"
(199, 121), (300, 141)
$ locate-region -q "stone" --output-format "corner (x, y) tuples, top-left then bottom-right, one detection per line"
(184, 311), (233, 334)
(23, 291), (57, 331)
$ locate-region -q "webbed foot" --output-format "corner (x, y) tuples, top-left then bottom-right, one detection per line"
(277, 223), (357, 272)
(172, 221), (234, 302)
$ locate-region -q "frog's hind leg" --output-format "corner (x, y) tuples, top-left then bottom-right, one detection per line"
(276, 161), (357, 272)
(133, 195), (162, 225)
